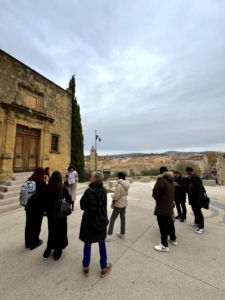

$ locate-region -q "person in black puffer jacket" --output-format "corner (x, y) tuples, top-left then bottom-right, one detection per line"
(79, 171), (112, 278)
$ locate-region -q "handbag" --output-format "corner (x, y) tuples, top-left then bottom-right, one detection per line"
(54, 190), (72, 218)
(199, 191), (210, 210)
(64, 181), (69, 188)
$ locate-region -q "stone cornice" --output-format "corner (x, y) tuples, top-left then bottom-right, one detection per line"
(0, 102), (54, 123)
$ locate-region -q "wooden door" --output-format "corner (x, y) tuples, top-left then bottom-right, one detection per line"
(13, 134), (26, 172)
(13, 125), (40, 172)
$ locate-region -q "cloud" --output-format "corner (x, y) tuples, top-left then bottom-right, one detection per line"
(1, 0), (225, 155)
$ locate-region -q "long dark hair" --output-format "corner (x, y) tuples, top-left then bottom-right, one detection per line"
(43, 171), (63, 198)
(28, 167), (45, 181)
(44, 167), (50, 177)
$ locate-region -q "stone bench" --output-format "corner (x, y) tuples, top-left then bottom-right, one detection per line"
(109, 181), (117, 188)
(203, 180), (216, 186)
(141, 177), (151, 182)
(126, 177), (133, 183)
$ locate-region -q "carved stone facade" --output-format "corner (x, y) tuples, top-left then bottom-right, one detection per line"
(0, 50), (72, 181)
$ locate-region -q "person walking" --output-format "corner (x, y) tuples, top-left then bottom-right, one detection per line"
(152, 166), (177, 252)
(79, 171), (112, 278)
(65, 165), (78, 211)
(25, 167), (46, 250)
(42, 171), (72, 260)
(106, 172), (130, 241)
(186, 166), (205, 234)
(173, 171), (187, 222)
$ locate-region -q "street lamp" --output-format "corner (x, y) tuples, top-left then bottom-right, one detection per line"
(95, 130), (101, 171)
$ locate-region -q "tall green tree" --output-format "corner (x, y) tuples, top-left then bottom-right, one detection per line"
(69, 75), (84, 174)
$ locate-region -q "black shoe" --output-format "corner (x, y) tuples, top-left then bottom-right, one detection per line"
(30, 240), (43, 250)
(43, 247), (52, 260)
(180, 219), (186, 223)
(53, 250), (62, 260)
(175, 216), (181, 219)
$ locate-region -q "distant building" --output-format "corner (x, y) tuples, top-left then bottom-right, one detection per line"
(216, 156), (225, 185)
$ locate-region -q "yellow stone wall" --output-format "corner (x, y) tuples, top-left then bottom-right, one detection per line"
(0, 50), (72, 181)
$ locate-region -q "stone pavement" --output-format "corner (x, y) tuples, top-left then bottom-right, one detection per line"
(1, 182), (225, 300)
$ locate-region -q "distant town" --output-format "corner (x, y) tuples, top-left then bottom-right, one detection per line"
(85, 148), (225, 185)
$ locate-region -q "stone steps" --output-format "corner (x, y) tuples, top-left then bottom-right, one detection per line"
(0, 172), (32, 215)
(0, 202), (22, 214)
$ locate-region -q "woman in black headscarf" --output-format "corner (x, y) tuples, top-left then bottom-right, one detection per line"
(42, 171), (72, 260)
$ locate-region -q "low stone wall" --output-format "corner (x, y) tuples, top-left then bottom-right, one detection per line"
(203, 180), (216, 186)
(141, 177), (151, 182)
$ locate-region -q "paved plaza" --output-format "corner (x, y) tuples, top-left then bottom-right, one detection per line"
(1, 181), (225, 300)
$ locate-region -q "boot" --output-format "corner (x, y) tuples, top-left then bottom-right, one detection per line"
(71, 201), (74, 211)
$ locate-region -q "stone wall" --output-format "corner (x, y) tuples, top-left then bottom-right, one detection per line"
(0, 50), (72, 180)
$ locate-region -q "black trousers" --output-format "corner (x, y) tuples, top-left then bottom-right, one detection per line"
(157, 215), (176, 247)
(25, 210), (43, 248)
(175, 202), (187, 219)
(191, 204), (204, 229)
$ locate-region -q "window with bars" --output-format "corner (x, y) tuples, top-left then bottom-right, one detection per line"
(51, 135), (59, 152)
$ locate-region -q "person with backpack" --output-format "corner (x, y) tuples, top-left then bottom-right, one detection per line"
(65, 165), (78, 211)
(42, 171), (72, 260)
(24, 167), (46, 250)
(173, 171), (187, 222)
(106, 172), (130, 241)
(79, 171), (112, 278)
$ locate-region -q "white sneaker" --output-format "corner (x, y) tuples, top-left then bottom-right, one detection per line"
(154, 244), (169, 252)
(188, 222), (199, 227)
(105, 235), (111, 242)
(195, 228), (205, 234)
(116, 232), (125, 239)
(168, 238), (178, 246)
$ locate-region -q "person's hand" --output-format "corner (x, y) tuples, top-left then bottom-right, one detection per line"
(62, 199), (67, 203)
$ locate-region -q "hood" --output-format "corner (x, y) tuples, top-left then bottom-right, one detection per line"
(157, 172), (173, 183)
(118, 179), (130, 190)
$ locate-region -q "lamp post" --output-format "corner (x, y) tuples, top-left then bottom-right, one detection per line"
(95, 130), (101, 171)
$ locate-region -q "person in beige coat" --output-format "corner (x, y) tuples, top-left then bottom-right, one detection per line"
(65, 165), (78, 211)
(106, 172), (130, 241)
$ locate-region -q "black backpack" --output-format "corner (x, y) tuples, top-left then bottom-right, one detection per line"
(91, 188), (109, 231)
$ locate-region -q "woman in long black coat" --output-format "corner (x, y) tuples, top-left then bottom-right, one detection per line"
(25, 167), (46, 250)
(173, 171), (187, 222)
(42, 171), (72, 260)
(79, 171), (112, 278)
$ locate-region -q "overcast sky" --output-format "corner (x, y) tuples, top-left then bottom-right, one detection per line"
(1, 0), (225, 155)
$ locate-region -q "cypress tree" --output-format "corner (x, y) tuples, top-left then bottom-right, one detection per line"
(69, 75), (84, 174)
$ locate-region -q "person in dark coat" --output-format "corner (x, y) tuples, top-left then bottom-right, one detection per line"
(152, 166), (176, 252)
(25, 167), (46, 250)
(173, 171), (187, 222)
(79, 171), (112, 278)
(186, 166), (205, 234)
(42, 171), (72, 260)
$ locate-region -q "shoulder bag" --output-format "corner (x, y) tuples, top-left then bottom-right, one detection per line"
(54, 190), (72, 218)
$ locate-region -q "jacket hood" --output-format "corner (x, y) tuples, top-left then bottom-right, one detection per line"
(118, 179), (130, 190)
(157, 172), (173, 183)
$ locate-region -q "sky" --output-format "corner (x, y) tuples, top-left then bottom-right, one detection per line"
(1, 0), (225, 155)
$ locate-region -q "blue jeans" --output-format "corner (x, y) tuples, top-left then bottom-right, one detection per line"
(82, 240), (107, 269)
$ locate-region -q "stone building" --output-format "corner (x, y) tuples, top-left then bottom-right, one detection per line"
(0, 50), (72, 181)
(216, 156), (225, 185)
